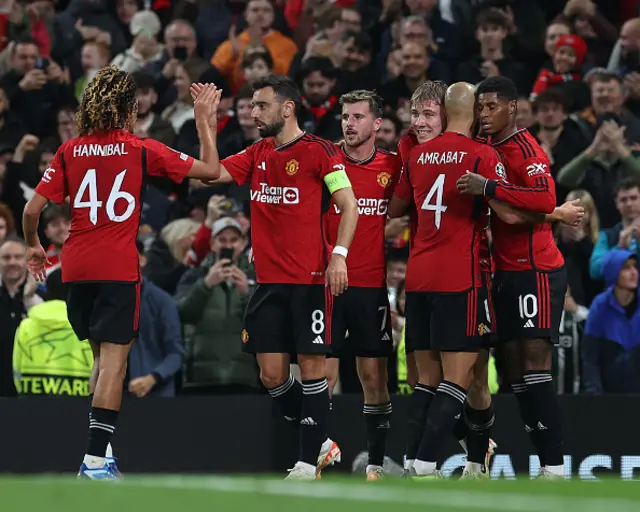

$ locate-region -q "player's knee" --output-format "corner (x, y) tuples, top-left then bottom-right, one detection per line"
(298, 355), (327, 380)
(260, 368), (289, 390)
(523, 338), (552, 371)
(467, 379), (490, 409)
(359, 366), (386, 396)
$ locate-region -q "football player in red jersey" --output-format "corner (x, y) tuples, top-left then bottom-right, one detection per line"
(390, 83), (508, 479)
(191, 75), (359, 480)
(457, 76), (573, 479)
(21, 67), (226, 479)
(324, 90), (402, 480)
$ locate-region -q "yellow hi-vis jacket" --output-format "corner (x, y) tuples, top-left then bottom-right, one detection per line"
(13, 300), (93, 396)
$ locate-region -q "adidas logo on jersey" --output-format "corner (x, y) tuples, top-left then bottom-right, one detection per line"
(537, 421), (548, 431)
(312, 336), (323, 344)
(300, 417), (317, 426)
(523, 319), (535, 328)
(382, 333), (391, 341)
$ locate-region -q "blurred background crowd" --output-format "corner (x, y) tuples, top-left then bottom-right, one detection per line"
(0, 0), (639, 400)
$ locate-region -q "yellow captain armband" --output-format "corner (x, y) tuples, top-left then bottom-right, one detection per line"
(324, 165), (351, 194)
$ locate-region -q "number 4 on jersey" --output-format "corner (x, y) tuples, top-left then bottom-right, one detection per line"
(74, 169), (136, 225)
(421, 173), (447, 229)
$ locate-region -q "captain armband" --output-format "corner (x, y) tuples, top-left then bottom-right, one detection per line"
(324, 167), (351, 194)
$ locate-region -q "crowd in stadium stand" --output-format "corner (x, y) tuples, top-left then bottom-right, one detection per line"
(0, 0), (639, 399)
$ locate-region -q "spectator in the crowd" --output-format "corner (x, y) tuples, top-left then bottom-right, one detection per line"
(558, 115), (640, 228)
(375, 112), (402, 151)
(211, 0), (297, 93)
(380, 41), (449, 111)
(531, 34), (591, 112)
(113, 0), (140, 47)
(573, 71), (640, 141)
(333, 31), (377, 92)
(582, 249), (640, 394)
(529, 88), (590, 201)
(0, 203), (15, 244)
(241, 49), (273, 85)
(41, 204), (70, 277)
(130, 70), (175, 147)
(127, 242), (184, 398)
(515, 96), (535, 129)
(1, 39), (75, 138)
(218, 83), (261, 159)
(608, 17), (640, 76)
(74, 41), (111, 101)
(558, 0), (618, 68)
(0, 134), (41, 229)
(111, 10), (164, 74)
(297, 56), (341, 141)
(143, 217), (200, 295)
(13, 268), (92, 396)
(386, 248), (407, 308)
(590, 178), (640, 280)
(556, 189), (602, 307)
(176, 217), (260, 395)
(162, 60), (209, 134)
(542, 20), (572, 69)
(143, 19), (208, 114)
(41, 105), (78, 150)
(0, 84), (26, 149)
(455, 9), (529, 95)
(0, 237), (42, 397)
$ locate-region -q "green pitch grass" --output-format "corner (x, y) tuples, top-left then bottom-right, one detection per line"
(2, 475), (639, 512)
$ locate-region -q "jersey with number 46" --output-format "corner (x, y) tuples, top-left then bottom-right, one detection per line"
(35, 130), (194, 283)
(397, 132), (502, 293)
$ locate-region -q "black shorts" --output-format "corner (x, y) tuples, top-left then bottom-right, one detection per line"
(242, 283), (331, 356)
(405, 288), (485, 353)
(66, 281), (141, 345)
(492, 266), (567, 344)
(331, 287), (393, 358)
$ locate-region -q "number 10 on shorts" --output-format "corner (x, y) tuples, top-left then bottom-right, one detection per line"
(518, 294), (538, 320)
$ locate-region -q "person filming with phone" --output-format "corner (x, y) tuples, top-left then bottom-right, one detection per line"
(175, 217), (260, 395)
(0, 39), (74, 139)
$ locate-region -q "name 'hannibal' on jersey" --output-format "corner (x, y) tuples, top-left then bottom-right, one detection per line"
(325, 148), (402, 288)
(35, 130), (193, 283)
(222, 132), (345, 285)
(489, 129), (564, 271)
(396, 132), (503, 293)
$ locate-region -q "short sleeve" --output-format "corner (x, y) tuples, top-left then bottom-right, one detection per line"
(35, 145), (67, 204)
(318, 143), (345, 180)
(143, 138), (194, 183)
(221, 144), (257, 185)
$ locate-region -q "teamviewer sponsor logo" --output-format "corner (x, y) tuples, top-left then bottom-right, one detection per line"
(251, 183), (300, 204)
(334, 198), (388, 216)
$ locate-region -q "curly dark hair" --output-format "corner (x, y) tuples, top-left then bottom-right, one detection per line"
(76, 66), (137, 136)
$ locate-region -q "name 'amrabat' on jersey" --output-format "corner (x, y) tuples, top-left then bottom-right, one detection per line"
(396, 132), (503, 293)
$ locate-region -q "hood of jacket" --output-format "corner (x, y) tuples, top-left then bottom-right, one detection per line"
(602, 249), (636, 288)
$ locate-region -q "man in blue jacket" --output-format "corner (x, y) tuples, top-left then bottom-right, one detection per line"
(582, 249), (640, 393)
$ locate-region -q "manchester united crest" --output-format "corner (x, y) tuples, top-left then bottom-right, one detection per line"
(285, 159), (299, 176)
(377, 171), (392, 188)
(241, 329), (249, 343)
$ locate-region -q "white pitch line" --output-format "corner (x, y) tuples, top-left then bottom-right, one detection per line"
(120, 476), (640, 512)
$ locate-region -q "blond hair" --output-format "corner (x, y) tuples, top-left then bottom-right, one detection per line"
(160, 218), (201, 261)
(411, 80), (448, 107)
(566, 189), (600, 243)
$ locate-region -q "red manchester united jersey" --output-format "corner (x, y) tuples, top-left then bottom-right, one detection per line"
(402, 132), (502, 293)
(325, 148), (402, 288)
(396, 129), (420, 245)
(35, 131), (193, 282)
(489, 129), (564, 271)
(222, 132), (345, 285)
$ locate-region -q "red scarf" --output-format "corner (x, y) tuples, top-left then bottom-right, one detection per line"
(302, 95), (338, 122)
(217, 115), (231, 135)
(531, 69), (582, 99)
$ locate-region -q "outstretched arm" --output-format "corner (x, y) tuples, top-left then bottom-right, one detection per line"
(490, 199), (584, 226)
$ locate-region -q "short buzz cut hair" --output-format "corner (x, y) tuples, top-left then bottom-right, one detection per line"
(252, 74), (303, 116)
(476, 76), (518, 102)
(410, 80), (448, 106)
(339, 90), (384, 118)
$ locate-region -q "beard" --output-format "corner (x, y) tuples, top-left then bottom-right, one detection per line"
(345, 130), (373, 149)
(258, 118), (285, 138)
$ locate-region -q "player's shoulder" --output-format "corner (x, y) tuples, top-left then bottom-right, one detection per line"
(493, 129), (548, 162)
(375, 147), (402, 168)
(298, 133), (339, 156)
